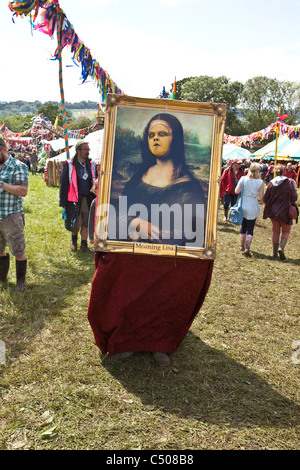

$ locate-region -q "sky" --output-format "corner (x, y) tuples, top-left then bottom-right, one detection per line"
(2, 0), (300, 104)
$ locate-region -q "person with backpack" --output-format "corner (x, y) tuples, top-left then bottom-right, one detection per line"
(220, 159), (244, 221)
(59, 141), (97, 253)
(263, 163), (298, 260)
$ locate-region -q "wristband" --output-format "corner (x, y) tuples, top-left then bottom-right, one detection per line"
(0, 181), (3, 187)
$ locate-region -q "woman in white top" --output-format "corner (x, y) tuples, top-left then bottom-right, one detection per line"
(235, 162), (265, 257)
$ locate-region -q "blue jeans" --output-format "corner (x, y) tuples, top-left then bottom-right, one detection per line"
(224, 194), (238, 209)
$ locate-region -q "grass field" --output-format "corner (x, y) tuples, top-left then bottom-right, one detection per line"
(0, 174), (299, 450)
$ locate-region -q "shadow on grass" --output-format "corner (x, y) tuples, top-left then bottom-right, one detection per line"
(0, 251), (95, 368)
(218, 225), (238, 234)
(251, 250), (300, 265)
(102, 332), (300, 429)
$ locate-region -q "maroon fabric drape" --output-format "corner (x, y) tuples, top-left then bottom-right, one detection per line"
(87, 252), (214, 355)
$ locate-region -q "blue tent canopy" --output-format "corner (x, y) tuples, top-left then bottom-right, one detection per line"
(222, 144), (251, 161)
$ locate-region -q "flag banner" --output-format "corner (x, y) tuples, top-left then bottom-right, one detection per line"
(8, 0), (124, 103)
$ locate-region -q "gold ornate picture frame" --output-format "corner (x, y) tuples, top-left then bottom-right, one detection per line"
(94, 94), (226, 259)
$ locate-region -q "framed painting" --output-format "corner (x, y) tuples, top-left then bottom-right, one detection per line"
(94, 94), (226, 259)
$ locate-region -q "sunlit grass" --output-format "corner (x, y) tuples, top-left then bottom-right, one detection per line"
(0, 175), (299, 450)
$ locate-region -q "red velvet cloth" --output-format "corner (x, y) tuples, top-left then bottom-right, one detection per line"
(87, 252), (214, 355)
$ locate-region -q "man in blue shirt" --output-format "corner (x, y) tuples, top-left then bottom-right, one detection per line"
(0, 138), (28, 291)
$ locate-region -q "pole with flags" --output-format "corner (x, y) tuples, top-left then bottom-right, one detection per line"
(56, 11), (70, 160)
(274, 107), (288, 167)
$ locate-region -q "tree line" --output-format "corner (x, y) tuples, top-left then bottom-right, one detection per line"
(0, 102), (100, 133)
(2, 76), (300, 135)
(163, 75), (300, 136)
(0, 100), (98, 115)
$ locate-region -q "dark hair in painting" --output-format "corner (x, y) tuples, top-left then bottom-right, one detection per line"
(140, 113), (188, 176)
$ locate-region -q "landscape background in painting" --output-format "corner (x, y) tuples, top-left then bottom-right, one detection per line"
(110, 107), (214, 207)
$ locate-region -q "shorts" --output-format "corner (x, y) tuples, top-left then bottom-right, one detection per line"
(74, 195), (90, 229)
(0, 212), (26, 257)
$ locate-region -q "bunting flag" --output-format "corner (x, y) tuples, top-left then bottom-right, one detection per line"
(0, 114), (102, 151)
(223, 119), (299, 147)
(8, 0), (124, 104)
(8, 0), (39, 15)
(170, 78), (176, 100)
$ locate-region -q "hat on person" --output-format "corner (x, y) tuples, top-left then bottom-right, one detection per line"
(233, 159), (242, 164)
(75, 140), (86, 152)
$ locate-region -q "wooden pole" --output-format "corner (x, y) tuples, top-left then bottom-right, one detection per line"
(56, 12), (70, 159)
(274, 106), (280, 169)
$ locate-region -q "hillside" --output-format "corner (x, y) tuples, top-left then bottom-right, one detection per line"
(0, 100), (99, 117)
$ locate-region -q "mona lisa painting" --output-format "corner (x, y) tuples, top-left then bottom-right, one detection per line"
(94, 95), (226, 259)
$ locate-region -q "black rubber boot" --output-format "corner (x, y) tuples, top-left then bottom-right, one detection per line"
(15, 259), (27, 292)
(0, 253), (10, 283)
(278, 238), (287, 261)
(273, 243), (279, 260)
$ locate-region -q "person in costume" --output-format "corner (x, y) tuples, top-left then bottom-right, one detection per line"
(87, 114), (212, 367)
(59, 141), (97, 253)
(113, 113), (206, 247)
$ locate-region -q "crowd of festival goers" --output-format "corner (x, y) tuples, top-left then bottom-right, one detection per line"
(220, 157), (298, 260)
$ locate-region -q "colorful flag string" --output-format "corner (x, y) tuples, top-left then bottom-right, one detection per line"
(224, 119), (299, 148)
(56, 9), (70, 159)
(8, 1), (124, 104)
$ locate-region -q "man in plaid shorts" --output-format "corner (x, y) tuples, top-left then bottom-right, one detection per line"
(0, 138), (29, 291)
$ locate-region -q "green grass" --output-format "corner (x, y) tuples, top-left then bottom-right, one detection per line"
(0, 175), (299, 450)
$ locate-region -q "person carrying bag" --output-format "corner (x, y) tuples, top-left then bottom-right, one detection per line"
(233, 163), (265, 257)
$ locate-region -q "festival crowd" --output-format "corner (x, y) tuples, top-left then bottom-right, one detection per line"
(220, 157), (299, 259)
(0, 134), (299, 368)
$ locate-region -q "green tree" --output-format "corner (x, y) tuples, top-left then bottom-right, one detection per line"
(37, 103), (72, 125)
(174, 75), (244, 134)
(68, 116), (92, 130)
(238, 76), (300, 132)
(0, 114), (35, 132)
(272, 80), (300, 125)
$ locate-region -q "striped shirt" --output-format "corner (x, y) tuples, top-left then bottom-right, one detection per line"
(0, 156), (28, 220)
